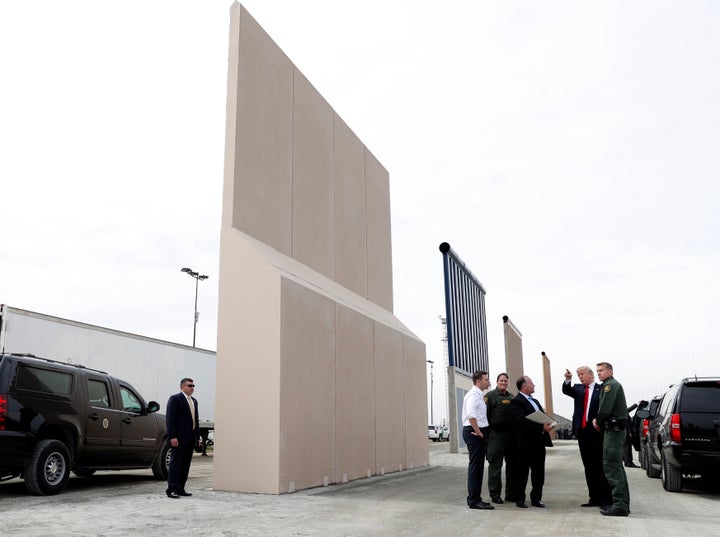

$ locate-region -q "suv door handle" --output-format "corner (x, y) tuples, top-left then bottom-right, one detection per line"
(88, 413), (100, 421)
(122, 416), (134, 424)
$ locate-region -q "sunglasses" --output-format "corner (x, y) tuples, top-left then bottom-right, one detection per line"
(184, 384), (195, 388)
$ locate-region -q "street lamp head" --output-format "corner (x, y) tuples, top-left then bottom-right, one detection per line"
(181, 267), (192, 273)
(198, 274), (209, 281)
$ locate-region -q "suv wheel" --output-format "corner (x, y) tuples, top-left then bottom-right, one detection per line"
(661, 452), (683, 492)
(24, 439), (71, 495)
(646, 448), (661, 478)
(152, 439), (171, 480)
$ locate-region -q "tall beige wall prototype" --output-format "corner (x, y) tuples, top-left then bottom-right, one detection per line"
(503, 315), (524, 391)
(214, 3), (427, 494)
(541, 352), (556, 439)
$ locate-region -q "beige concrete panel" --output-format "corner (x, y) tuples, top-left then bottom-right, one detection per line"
(365, 149), (393, 311)
(291, 69), (335, 278)
(214, 227), (282, 493)
(229, 5), (293, 254)
(333, 115), (368, 297)
(503, 317), (524, 391)
(279, 278), (336, 492)
(222, 2), (242, 230)
(403, 335), (429, 468)
(335, 304), (375, 482)
(373, 322), (406, 475)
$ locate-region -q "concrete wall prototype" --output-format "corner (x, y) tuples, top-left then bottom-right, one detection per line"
(214, 3), (427, 494)
(503, 315), (524, 391)
(541, 351), (556, 438)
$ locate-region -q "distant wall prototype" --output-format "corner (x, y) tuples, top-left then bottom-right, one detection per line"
(213, 2), (427, 494)
(503, 315), (524, 390)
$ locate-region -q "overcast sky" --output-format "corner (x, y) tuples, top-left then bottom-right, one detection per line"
(2, 1), (718, 422)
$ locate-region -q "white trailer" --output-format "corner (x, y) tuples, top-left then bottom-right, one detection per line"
(0, 304), (216, 423)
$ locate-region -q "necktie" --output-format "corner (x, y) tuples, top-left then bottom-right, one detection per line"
(187, 396), (195, 425)
(582, 387), (589, 428)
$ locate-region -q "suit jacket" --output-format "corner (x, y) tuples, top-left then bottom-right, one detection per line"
(166, 392), (199, 445)
(562, 381), (601, 436)
(511, 393), (553, 449)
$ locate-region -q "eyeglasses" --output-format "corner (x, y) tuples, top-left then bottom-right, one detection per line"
(185, 384), (195, 388)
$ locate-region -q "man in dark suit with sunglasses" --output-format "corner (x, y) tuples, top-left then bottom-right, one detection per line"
(165, 378), (200, 498)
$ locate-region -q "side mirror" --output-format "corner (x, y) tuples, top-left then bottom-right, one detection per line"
(635, 409), (650, 419)
(147, 401), (161, 413)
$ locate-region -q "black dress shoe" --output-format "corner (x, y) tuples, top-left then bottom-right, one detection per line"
(469, 501), (495, 510)
(178, 490), (192, 497)
(601, 507), (629, 517)
(581, 502), (601, 507)
(624, 462), (638, 468)
(166, 491), (180, 499)
(600, 504), (612, 511)
(531, 501), (545, 508)
(516, 501), (528, 508)
(491, 496), (504, 504)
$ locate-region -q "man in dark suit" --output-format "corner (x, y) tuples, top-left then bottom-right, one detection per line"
(510, 376), (553, 509)
(165, 377), (199, 499)
(562, 366), (612, 508)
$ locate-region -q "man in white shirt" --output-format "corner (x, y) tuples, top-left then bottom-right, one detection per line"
(461, 370), (494, 510)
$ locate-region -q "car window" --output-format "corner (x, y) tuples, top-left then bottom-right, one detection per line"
(680, 382), (720, 412)
(88, 379), (110, 408)
(16, 365), (73, 395)
(659, 385), (680, 415)
(119, 386), (143, 412)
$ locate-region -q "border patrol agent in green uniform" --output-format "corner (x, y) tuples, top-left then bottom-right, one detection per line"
(593, 361), (630, 516)
(485, 372), (517, 503)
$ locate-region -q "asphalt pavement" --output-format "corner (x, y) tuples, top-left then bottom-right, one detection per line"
(2, 441), (718, 537)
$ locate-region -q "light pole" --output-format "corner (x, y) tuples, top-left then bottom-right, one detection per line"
(181, 267), (208, 347)
(426, 359), (434, 425)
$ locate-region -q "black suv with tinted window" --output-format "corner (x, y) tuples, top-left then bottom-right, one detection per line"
(0, 353), (170, 495)
(645, 377), (720, 491)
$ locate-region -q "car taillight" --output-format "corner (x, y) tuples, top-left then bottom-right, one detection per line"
(0, 393), (7, 430)
(670, 413), (681, 443)
(641, 418), (649, 438)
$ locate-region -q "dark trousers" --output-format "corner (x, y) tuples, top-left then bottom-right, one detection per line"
(622, 434), (634, 464)
(463, 426), (489, 505)
(577, 426), (612, 505)
(514, 443), (545, 503)
(167, 442), (194, 493)
(486, 430), (517, 500)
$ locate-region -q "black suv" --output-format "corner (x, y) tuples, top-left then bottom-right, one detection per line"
(646, 377), (720, 491)
(0, 353), (170, 495)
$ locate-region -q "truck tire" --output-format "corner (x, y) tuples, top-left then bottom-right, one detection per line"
(24, 439), (71, 495)
(661, 452), (683, 492)
(646, 448), (661, 478)
(152, 440), (171, 480)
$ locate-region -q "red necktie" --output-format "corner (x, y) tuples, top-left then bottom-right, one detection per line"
(581, 386), (590, 428)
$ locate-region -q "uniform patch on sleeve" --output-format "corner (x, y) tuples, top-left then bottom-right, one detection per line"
(604, 385), (611, 393)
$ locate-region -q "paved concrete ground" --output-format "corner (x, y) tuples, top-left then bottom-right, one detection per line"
(2, 441), (718, 537)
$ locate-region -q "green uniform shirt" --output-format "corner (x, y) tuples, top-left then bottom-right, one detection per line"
(596, 376), (627, 428)
(485, 388), (515, 428)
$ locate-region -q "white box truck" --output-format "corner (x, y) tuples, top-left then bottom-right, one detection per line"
(0, 304), (216, 423)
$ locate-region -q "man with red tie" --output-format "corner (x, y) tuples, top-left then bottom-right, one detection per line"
(562, 366), (611, 508)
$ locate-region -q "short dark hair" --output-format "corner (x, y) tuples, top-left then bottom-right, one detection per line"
(496, 372), (509, 382)
(180, 377), (194, 386)
(472, 370), (488, 383)
(516, 376), (527, 391)
(596, 362), (613, 372)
